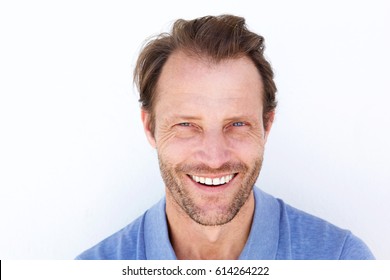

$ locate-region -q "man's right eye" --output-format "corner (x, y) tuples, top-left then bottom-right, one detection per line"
(178, 122), (191, 127)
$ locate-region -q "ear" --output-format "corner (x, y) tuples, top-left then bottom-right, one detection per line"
(263, 110), (275, 142)
(141, 110), (157, 148)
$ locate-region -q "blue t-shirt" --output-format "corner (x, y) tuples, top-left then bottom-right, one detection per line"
(76, 187), (374, 260)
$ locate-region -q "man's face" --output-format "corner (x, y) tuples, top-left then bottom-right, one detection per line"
(142, 51), (273, 226)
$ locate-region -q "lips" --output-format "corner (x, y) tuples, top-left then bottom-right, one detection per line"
(189, 174), (235, 186)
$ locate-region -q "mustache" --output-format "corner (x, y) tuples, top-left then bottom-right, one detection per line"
(176, 162), (248, 175)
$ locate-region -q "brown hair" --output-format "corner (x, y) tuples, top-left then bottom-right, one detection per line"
(134, 14), (277, 134)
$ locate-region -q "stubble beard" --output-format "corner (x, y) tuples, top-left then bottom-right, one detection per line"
(158, 154), (263, 226)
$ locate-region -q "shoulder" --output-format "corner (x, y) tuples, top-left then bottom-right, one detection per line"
(75, 213), (147, 260)
(279, 201), (374, 259)
(339, 232), (375, 260)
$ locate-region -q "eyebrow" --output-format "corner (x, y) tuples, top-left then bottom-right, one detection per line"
(166, 114), (259, 123)
(225, 115), (257, 121)
(166, 114), (202, 121)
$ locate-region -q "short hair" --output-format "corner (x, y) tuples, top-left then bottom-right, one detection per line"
(134, 14), (277, 134)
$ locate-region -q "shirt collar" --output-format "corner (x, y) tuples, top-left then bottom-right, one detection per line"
(144, 198), (177, 260)
(238, 187), (280, 259)
(143, 187), (280, 260)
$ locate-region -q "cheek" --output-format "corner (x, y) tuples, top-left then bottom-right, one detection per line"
(232, 141), (264, 160)
(225, 123), (265, 142)
(227, 133), (266, 160)
(157, 135), (199, 163)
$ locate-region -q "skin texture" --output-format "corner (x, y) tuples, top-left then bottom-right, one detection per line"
(141, 51), (274, 259)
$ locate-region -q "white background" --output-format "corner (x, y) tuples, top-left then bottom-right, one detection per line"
(0, 0), (389, 259)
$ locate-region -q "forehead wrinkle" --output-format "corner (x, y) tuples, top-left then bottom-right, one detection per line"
(155, 92), (263, 124)
(160, 90), (260, 104)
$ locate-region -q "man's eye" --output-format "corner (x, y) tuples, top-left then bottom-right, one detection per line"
(232, 122), (246, 127)
(178, 122), (191, 127)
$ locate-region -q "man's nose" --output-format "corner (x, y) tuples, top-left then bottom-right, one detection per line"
(196, 129), (231, 169)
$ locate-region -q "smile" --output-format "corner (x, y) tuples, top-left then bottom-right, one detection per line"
(189, 174), (236, 186)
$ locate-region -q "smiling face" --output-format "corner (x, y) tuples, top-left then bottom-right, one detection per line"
(142, 51), (273, 226)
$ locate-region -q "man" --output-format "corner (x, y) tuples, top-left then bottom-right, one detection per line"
(76, 15), (374, 260)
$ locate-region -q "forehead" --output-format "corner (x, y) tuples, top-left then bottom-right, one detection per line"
(154, 51), (264, 115)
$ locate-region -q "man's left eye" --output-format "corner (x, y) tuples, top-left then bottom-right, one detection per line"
(178, 122), (191, 127)
(232, 122), (246, 127)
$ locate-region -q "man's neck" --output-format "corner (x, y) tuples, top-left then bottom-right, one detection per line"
(165, 191), (255, 260)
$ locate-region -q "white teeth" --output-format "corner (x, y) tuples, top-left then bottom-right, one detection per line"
(190, 174), (235, 186)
